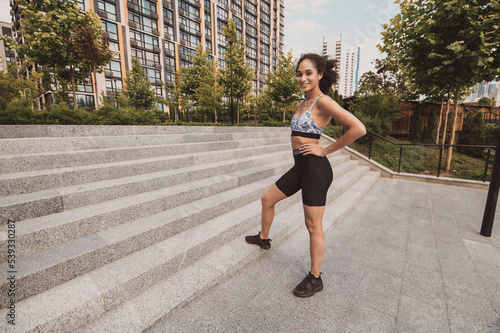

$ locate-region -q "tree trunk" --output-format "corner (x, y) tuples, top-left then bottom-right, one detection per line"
(237, 99), (240, 125)
(71, 71), (77, 110)
(445, 86), (461, 172)
(93, 66), (99, 109)
(436, 94), (445, 144)
(441, 88), (451, 145)
(282, 104), (286, 122)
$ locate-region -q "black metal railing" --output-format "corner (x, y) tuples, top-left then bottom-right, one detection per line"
(363, 129), (496, 182)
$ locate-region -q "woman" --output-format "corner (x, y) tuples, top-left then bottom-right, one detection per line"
(245, 53), (366, 298)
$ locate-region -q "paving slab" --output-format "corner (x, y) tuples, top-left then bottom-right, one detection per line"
(149, 178), (500, 333)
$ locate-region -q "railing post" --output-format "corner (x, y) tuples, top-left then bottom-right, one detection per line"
(398, 145), (403, 173)
(437, 146), (444, 178)
(368, 133), (373, 160)
(481, 131), (500, 237)
(483, 148), (491, 183)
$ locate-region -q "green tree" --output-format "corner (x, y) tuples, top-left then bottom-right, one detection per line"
(381, 0), (500, 170)
(478, 97), (492, 106)
(458, 112), (486, 158)
(349, 91), (399, 137)
(218, 19), (253, 125)
(264, 50), (301, 122)
(124, 57), (157, 110)
(69, 11), (113, 108)
(408, 103), (423, 143)
(422, 107), (437, 144)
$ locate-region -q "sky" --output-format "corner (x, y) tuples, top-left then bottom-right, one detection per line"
(0, 0), (399, 77)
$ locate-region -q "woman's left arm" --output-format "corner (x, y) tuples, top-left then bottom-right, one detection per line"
(301, 97), (366, 157)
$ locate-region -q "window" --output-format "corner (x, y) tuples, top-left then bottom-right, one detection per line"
(131, 48), (160, 67)
(246, 35), (257, 48)
(102, 20), (119, 41)
(145, 67), (161, 83)
(231, 3), (241, 15)
(75, 94), (95, 108)
(246, 24), (257, 37)
(204, 13), (211, 23)
(218, 58), (225, 68)
(247, 47), (257, 59)
(180, 60), (192, 67)
(77, 78), (93, 93)
(165, 41), (175, 52)
(98, 0), (117, 21)
(165, 56), (176, 72)
(76, 0), (85, 10)
(217, 6), (228, 21)
(164, 25), (175, 40)
(233, 16), (243, 31)
(244, 11), (257, 25)
(217, 32), (226, 48)
(165, 72), (175, 83)
(260, 11), (270, 24)
(130, 29), (159, 50)
(179, 16), (201, 35)
(217, 19), (227, 33)
(219, 0), (228, 8)
(129, 0), (157, 16)
(205, 26), (211, 38)
(164, 9), (174, 24)
(129, 12), (158, 33)
(246, 57), (257, 70)
(261, 62), (269, 74)
(179, 0), (200, 21)
(106, 78), (123, 94)
(218, 45), (226, 57)
(260, 42), (270, 54)
(260, 32), (270, 44)
(179, 46), (197, 61)
(261, 53), (270, 65)
(180, 31), (201, 48)
(261, 22), (270, 34)
(245, 1), (256, 15)
(106, 60), (122, 77)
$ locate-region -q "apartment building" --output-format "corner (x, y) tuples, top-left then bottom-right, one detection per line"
(0, 21), (15, 71)
(322, 35), (360, 98)
(9, 0), (285, 108)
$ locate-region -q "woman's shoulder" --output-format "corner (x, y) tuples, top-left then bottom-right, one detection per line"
(316, 94), (340, 110)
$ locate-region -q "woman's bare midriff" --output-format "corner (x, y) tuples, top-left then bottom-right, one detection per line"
(291, 136), (320, 150)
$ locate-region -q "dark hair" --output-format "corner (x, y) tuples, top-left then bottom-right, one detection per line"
(296, 53), (338, 95)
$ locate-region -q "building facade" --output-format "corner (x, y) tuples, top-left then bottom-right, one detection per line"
(0, 21), (15, 71)
(9, 0), (285, 109)
(322, 35), (359, 98)
(466, 81), (500, 107)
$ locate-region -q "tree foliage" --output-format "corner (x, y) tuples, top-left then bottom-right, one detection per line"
(264, 50), (301, 122)
(124, 57), (157, 110)
(458, 112), (486, 158)
(380, 0), (500, 170)
(408, 103), (423, 143)
(218, 19), (253, 124)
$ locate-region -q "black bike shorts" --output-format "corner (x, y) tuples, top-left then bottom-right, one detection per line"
(275, 151), (333, 207)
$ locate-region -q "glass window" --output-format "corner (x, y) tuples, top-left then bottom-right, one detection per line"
(217, 6), (228, 21)
(217, 32), (226, 47)
(98, 0), (117, 21)
(165, 72), (175, 83)
(180, 31), (201, 48)
(165, 41), (175, 52)
(164, 25), (175, 40)
(131, 48), (160, 67)
(244, 11), (256, 25)
(102, 20), (119, 41)
(129, 12), (158, 33)
(179, 15), (201, 35)
(219, 0), (228, 7)
(77, 78), (93, 93)
(106, 60), (122, 77)
(75, 94), (95, 109)
(130, 29), (159, 50)
(179, 0), (200, 21)
(204, 12), (211, 23)
(247, 47), (257, 59)
(205, 40), (212, 53)
(217, 19), (226, 33)
(106, 78), (123, 94)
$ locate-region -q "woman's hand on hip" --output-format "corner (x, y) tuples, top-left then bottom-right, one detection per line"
(300, 143), (323, 157)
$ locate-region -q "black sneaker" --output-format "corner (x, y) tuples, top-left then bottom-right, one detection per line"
(245, 232), (271, 250)
(293, 272), (323, 298)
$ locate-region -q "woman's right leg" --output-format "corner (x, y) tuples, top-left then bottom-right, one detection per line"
(259, 184), (287, 239)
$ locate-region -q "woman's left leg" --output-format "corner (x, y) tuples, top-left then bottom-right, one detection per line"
(303, 204), (326, 277)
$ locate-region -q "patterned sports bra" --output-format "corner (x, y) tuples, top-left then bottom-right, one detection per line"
(290, 94), (324, 139)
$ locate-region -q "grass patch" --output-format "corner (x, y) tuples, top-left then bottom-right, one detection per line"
(324, 125), (494, 182)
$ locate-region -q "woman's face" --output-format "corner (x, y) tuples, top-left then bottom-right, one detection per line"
(296, 59), (322, 94)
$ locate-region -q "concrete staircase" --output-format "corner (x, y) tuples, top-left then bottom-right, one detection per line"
(0, 125), (380, 332)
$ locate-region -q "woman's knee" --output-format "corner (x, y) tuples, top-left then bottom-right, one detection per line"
(305, 218), (323, 235)
(261, 192), (274, 208)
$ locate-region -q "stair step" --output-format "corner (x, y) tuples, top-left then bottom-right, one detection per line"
(0, 136), (290, 175)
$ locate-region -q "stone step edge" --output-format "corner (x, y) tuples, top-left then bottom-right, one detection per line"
(0, 136), (290, 175)
(76, 171), (381, 333)
(0, 167), (377, 333)
(0, 130), (290, 155)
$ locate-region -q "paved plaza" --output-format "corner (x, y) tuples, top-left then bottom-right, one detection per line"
(150, 178), (500, 333)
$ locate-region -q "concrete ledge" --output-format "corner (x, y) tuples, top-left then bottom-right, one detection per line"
(321, 134), (490, 190)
